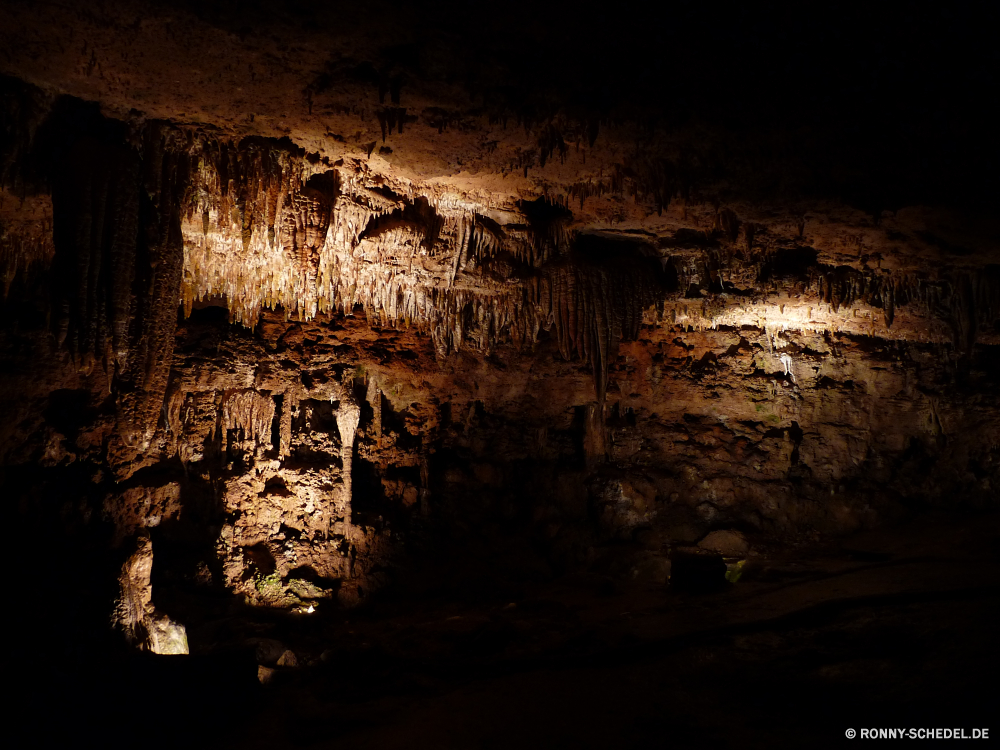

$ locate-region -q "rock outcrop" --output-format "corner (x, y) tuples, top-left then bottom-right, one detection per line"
(113, 537), (189, 654)
(0, 2), (997, 650)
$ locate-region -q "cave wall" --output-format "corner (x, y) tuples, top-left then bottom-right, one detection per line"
(1, 60), (998, 614)
(4, 297), (998, 608)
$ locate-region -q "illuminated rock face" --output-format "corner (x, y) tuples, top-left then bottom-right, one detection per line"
(0, 4), (998, 623)
(113, 537), (189, 654)
(2, 120), (998, 612)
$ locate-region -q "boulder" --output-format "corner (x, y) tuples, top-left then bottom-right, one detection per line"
(699, 529), (750, 557)
(146, 615), (189, 655)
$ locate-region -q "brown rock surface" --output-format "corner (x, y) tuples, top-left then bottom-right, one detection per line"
(698, 529), (750, 557)
(1, 4), (998, 747)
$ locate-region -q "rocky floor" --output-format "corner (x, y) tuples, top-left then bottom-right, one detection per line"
(14, 508), (998, 749)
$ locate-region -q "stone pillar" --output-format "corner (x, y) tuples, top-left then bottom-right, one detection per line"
(336, 396), (361, 515)
(112, 536), (189, 655)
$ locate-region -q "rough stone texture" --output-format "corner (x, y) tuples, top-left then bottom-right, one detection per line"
(113, 536), (189, 654)
(3, 7), (999, 749)
(146, 614), (190, 656)
(113, 536), (155, 645)
(58, 298), (991, 607)
(0, 0), (997, 659)
(103, 482), (182, 545)
(698, 529), (750, 558)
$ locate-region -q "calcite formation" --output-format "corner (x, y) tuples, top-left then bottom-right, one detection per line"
(113, 537), (189, 654)
(0, 2), (997, 655)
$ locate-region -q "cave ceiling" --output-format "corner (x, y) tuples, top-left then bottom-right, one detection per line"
(3, 2), (998, 344)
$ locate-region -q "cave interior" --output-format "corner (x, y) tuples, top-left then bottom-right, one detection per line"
(2, 2), (999, 747)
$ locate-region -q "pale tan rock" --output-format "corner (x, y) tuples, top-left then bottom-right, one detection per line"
(146, 615), (189, 656)
(113, 537), (155, 645)
(699, 530), (751, 558)
(104, 483), (182, 546)
(112, 537), (189, 654)
(257, 666), (276, 685)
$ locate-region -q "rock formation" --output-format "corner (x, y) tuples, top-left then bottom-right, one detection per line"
(113, 536), (189, 654)
(0, 4), (997, 745)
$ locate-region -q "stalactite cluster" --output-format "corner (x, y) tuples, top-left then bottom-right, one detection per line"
(566, 154), (697, 213)
(103, 125), (191, 470)
(1, 82), (997, 500)
(25, 102), (191, 470)
(181, 137), (319, 324)
(539, 250), (663, 400)
(175, 142), (586, 369)
(19, 101), (995, 428)
(0, 197), (52, 297)
(49, 124), (141, 368)
(221, 390), (277, 450)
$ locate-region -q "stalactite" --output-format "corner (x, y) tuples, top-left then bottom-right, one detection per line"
(38, 104), (191, 471)
(336, 397), (361, 515)
(928, 271), (1000, 355)
(180, 137), (316, 325)
(717, 209), (740, 243)
(171, 132), (586, 367)
(0, 211), (53, 297)
(539, 250), (662, 401)
(29, 90), (1000, 438)
(111, 123), (191, 467)
(50, 127), (141, 367)
(221, 390), (277, 448)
